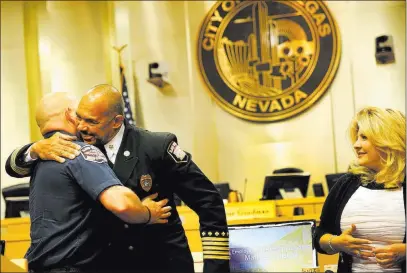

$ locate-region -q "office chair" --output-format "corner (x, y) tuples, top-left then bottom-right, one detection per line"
(2, 183), (30, 218)
(273, 167), (304, 174)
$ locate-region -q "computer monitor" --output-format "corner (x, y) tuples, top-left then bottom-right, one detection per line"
(214, 183), (231, 200)
(262, 173), (310, 200)
(229, 220), (318, 272)
(325, 173), (347, 191)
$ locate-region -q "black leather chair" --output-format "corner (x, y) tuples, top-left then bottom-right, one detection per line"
(273, 167), (304, 174)
(2, 183), (30, 218)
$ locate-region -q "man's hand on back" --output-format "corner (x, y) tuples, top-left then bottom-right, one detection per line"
(31, 132), (81, 163)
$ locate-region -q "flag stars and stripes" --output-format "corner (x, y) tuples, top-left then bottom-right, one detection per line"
(120, 65), (135, 125)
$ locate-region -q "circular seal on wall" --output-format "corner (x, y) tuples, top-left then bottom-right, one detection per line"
(197, 0), (341, 122)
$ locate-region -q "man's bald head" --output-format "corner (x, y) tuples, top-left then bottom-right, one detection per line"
(82, 84), (124, 117)
(76, 84), (125, 146)
(36, 92), (78, 135)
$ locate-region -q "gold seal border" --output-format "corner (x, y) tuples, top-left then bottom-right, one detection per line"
(196, 1), (342, 122)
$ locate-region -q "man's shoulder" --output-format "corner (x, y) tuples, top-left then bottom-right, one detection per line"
(45, 142), (107, 166)
(131, 127), (175, 146)
(72, 141), (88, 148)
(76, 143), (108, 164)
(35, 143), (107, 178)
(129, 127), (178, 157)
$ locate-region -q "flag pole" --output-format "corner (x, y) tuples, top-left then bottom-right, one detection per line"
(112, 44), (128, 92)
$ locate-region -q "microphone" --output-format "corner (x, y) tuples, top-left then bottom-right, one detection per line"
(243, 178), (248, 201)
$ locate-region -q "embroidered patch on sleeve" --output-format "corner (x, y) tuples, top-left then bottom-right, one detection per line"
(167, 141), (188, 163)
(80, 145), (107, 164)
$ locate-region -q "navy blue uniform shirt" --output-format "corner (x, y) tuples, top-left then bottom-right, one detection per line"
(25, 131), (122, 270)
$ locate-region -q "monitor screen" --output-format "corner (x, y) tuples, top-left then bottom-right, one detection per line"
(229, 220), (317, 272)
(262, 173), (310, 200)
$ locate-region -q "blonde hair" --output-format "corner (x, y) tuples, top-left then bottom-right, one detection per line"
(348, 107), (405, 188)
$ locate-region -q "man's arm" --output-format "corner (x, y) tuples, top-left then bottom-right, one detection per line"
(99, 186), (171, 224)
(5, 133), (80, 178)
(160, 134), (230, 273)
(67, 144), (171, 224)
(5, 144), (35, 178)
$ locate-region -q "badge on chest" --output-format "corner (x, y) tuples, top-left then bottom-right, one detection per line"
(140, 174), (153, 192)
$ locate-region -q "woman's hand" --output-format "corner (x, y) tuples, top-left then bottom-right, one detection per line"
(331, 224), (374, 260)
(373, 243), (406, 268)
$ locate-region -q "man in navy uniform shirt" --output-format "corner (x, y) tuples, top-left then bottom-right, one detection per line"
(6, 85), (230, 273)
(21, 92), (171, 273)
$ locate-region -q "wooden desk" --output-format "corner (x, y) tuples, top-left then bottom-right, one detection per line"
(0, 217), (30, 259)
(275, 197), (326, 217)
(1, 255), (27, 272)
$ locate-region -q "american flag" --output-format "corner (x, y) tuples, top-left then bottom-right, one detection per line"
(120, 64), (135, 125)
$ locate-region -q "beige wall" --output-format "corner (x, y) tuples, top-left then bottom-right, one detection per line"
(116, 0), (405, 201)
(0, 1), (112, 217)
(1, 1), (405, 217)
(38, 1), (112, 97)
(1, 2), (32, 218)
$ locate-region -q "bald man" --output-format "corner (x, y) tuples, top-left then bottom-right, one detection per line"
(6, 85), (230, 273)
(18, 92), (171, 273)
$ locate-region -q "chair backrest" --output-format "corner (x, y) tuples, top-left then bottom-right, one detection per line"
(2, 183), (29, 199)
(273, 167), (304, 174)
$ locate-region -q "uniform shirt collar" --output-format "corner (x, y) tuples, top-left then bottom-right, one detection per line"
(104, 124), (125, 162)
